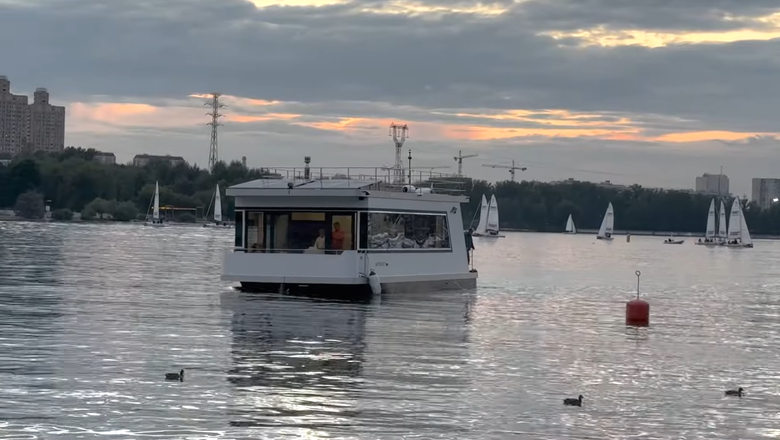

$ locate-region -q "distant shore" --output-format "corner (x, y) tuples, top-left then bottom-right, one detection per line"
(502, 228), (780, 240)
(3, 217), (778, 240)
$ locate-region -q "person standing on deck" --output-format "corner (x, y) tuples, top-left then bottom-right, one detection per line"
(464, 228), (475, 265)
(331, 222), (345, 250)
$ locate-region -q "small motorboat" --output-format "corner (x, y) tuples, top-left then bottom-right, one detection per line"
(663, 238), (684, 244)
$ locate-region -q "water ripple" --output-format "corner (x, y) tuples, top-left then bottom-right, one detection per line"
(1, 224), (780, 438)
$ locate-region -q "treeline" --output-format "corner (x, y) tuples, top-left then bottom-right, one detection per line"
(0, 147), (274, 221)
(4, 149), (780, 235)
(461, 180), (780, 235)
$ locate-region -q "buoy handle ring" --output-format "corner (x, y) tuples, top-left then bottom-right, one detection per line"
(635, 270), (641, 277)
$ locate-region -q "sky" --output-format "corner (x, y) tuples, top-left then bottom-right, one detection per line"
(2, 0), (780, 196)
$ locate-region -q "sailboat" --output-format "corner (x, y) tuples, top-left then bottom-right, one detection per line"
(144, 181), (165, 227)
(471, 195), (489, 236)
(472, 194), (505, 238)
(203, 184), (230, 228)
(596, 202), (614, 240)
(565, 214), (577, 234)
(717, 200), (728, 244)
(724, 197), (754, 248)
(695, 198), (719, 246)
(695, 198), (729, 246)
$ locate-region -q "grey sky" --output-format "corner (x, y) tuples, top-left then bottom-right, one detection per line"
(1, 0), (779, 195)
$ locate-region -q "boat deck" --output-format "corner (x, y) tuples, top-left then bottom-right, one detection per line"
(235, 166), (468, 196)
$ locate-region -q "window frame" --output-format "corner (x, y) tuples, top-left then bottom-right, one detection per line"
(234, 210), (245, 250)
(357, 210), (452, 253)
(238, 208), (358, 253)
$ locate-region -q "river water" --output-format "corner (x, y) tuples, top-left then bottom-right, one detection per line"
(1, 221), (779, 439)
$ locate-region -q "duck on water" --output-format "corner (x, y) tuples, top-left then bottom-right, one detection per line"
(724, 387), (743, 397)
(166, 369), (184, 381)
(563, 395), (583, 406)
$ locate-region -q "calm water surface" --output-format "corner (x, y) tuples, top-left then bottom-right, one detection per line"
(1, 222), (780, 439)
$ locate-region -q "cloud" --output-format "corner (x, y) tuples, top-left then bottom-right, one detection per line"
(3, 0), (780, 195)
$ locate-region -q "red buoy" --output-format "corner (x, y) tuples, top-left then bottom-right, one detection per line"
(626, 270), (649, 327)
(626, 299), (649, 326)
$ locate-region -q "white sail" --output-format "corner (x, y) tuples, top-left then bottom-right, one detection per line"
(739, 202), (753, 246)
(597, 203), (614, 238)
(213, 184), (223, 222)
(727, 198), (741, 241)
(152, 181), (160, 220)
(474, 195), (489, 235)
(486, 194), (499, 233)
(565, 214), (576, 233)
(717, 200), (727, 240)
(705, 199), (716, 238)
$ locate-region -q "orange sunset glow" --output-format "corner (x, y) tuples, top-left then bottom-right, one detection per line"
(66, 98), (779, 145)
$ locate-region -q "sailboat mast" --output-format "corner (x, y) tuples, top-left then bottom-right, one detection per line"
(716, 166), (723, 239)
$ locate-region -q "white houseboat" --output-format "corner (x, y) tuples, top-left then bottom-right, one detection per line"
(220, 166), (478, 296)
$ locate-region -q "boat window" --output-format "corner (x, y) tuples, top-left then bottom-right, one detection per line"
(245, 212), (264, 252)
(359, 212), (450, 250)
(241, 210), (356, 253)
(234, 210), (244, 249)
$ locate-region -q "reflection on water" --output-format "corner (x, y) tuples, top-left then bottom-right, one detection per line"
(1, 223), (780, 438)
(223, 293), (367, 430)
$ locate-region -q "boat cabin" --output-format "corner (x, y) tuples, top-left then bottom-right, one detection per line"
(221, 167), (478, 295)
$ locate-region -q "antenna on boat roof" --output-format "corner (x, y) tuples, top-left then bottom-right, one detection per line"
(389, 122), (409, 184)
(407, 149), (412, 185)
(304, 156), (311, 180)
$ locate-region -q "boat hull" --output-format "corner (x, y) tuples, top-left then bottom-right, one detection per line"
(240, 277), (477, 297)
(472, 233), (505, 238)
(723, 243), (753, 248)
(663, 240), (685, 244)
(222, 250), (478, 297)
(203, 223), (231, 228)
(694, 241), (721, 246)
(596, 236), (613, 241)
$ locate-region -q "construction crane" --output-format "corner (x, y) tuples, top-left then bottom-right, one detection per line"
(482, 160), (528, 182)
(453, 150), (478, 176)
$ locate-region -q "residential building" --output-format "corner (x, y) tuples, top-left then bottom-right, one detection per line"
(751, 178), (780, 210)
(93, 152), (116, 165)
(132, 154), (186, 167)
(28, 88), (66, 153)
(695, 173), (729, 196)
(0, 76), (66, 156)
(0, 76), (29, 156)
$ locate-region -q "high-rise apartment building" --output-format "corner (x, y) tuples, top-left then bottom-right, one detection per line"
(751, 178), (780, 210)
(0, 76), (66, 156)
(28, 88), (65, 153)
(695, 173), (729, 196)
(0, 76), (29, 156)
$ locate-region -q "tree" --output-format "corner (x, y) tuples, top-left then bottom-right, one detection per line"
(51, 208), (74, 221)
(112, 201), (138, 221)
(83, 198), (114, 219)
(11, 148), (780, 234)
(14, 190), (45, 219)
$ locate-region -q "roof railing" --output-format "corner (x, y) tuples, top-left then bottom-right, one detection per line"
(258, 166), (468, 194)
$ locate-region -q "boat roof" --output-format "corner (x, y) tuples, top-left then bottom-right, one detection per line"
(230, 178), (379, 190)
(225, 166), (470, 202)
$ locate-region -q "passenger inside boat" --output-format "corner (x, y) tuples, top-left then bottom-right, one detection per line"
(314, 229), (326, 251)
(331, 222), (345, 250)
